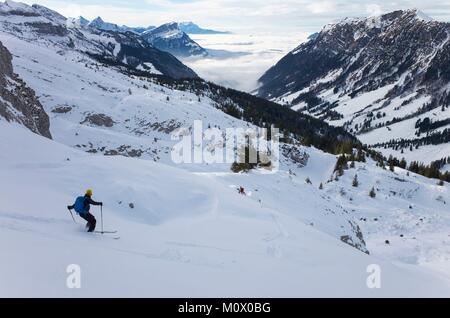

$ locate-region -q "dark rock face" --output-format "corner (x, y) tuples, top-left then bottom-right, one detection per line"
(340, 222), (369, 254)
(51, 106), (72, 114)
(258, 10), (450, 113)
(24, 22), (68, 36)
(81, 113), (115, 127)
(0, 41), (51, 138)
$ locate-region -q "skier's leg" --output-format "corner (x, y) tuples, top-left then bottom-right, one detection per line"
(86, 212), (97, 232)
(79, 213), (90, 230)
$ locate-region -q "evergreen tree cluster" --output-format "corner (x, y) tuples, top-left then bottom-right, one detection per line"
(383, 154), (449, 183)
(408, 157), (450, 181)
(372, 128), (450, 152)
(415, 117), (450, 134)
(333, 149), (367, 176)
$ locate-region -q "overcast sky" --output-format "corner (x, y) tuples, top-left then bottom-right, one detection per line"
(20, 0), (450, 33)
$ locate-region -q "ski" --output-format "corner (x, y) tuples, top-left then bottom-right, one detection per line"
(93, 231), (120, 240)
(94, 230), (118, 234)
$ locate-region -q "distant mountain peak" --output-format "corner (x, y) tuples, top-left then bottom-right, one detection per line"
(87, 16), (122, 32)
(91, 16), (103, 23)
(68, 15), (89, 28)
(179, 21), (230, 34)
(145, 22), (183, 39)
(142, 22), (207, 57)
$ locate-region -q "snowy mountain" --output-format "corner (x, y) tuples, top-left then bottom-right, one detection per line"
(179, 22), (230, 35)
(142, 22), (207, 58)
(257, 9), (450, 165)
(69, 16), (155, 34)
(124, 25), (156, 34)
(0, 2), (197, 79)
(63, 17), (209, 59)
(82, 17), (226, 37)
(1, 2), (450, 297)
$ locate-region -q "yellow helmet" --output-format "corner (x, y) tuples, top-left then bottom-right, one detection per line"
(85, 189), (93, 197)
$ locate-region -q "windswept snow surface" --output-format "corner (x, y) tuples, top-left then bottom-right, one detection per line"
(1, 122), (450, 297)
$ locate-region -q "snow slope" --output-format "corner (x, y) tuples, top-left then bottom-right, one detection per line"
(2, 122), (450, 297)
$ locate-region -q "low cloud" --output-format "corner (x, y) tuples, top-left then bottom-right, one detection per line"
(183, 32), (308, 92)
(306, 1), (337, 14)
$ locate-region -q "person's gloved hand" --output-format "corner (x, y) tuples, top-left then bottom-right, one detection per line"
(67, 206), (72, 210)
(100, 202), (103, 206)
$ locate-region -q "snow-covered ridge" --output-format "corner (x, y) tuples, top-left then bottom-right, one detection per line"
(63, 15), (208, 58)
(0, 0), (35, 14)
(0, 1), (209, 59)
(178, 21), (230, 35)
(321, 9), (434, 34)
(0, 1), (197, 79)
(143, 22), (183, 40)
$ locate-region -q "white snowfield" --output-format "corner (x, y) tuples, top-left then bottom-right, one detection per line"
(2, 122), (450, 298)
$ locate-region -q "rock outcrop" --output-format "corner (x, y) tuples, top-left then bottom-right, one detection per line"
(0, 41), (51, 138)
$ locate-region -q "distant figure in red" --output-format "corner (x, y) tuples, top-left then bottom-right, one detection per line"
(238, 186), (246, 195)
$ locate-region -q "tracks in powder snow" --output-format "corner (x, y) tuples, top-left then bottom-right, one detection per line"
(93, 231), (120, 240)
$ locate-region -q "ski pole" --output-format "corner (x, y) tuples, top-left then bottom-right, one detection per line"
(67, 207), (76, 223)
(101, 205), (104, 234)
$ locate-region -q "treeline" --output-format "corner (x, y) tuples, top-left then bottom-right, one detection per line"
(354, 94), (450, 135)
(407, 157), (450, 182)
(415, 117), (450, 134)
(384, 155), (450, 183)
(372, 128), (450, 151)
(333, 147), (449, 184)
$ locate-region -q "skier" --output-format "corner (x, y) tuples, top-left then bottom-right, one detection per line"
(238, 186), (246, 195)
(68, 189), (103, 232)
